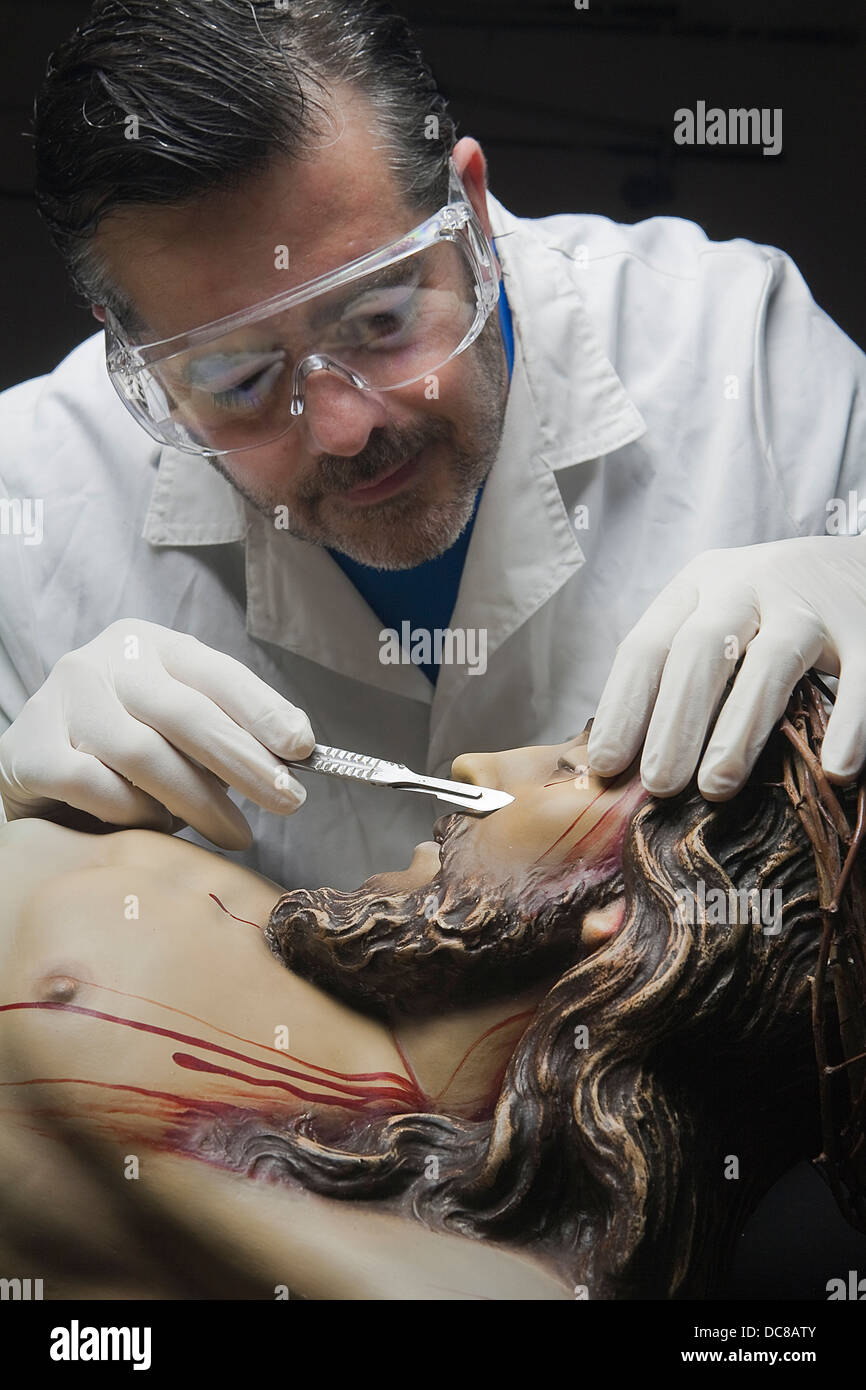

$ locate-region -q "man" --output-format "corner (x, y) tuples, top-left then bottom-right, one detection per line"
(1, 0), (865, 891)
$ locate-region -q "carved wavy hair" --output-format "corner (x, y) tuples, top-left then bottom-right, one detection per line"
(190, 731), (832, 1300)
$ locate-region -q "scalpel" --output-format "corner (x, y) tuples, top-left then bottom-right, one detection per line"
(285, 743), (514, 815)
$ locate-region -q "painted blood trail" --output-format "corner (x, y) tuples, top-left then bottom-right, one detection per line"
(433, 1008), (535, 1104)
(0, 1002), (424, 1111)
(209, 894), (263, 930)
(536, 779), (648, 868)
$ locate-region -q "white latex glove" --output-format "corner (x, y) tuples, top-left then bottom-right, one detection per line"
(0, 619), (315, 849)
(586, 535), (866, 799)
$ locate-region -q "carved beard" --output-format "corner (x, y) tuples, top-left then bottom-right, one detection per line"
(265, 814), (624, 1016)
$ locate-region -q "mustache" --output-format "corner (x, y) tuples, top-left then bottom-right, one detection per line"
(267, 811), (474, 955)
(302, 419), (453, 497)
(431, 811), (479, 880)
(432, 811), (461, 845)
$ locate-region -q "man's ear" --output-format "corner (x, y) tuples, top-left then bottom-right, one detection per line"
(91, 305), (106, 323)
(452, 137), (497, 253)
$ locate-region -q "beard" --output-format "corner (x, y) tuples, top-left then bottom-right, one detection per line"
(208, 311), (509, 569)
(265, 814), (625, 1016)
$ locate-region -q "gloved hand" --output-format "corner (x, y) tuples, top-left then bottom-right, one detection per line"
(0, 619), (315, 849)
(586, 535), (866, 799)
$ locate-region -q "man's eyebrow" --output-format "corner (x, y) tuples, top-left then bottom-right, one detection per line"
(307, 260), (422, 328)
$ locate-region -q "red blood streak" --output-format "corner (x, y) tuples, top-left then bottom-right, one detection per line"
(433, 1009), (535, 1102)
(7, 1066), (398, 1114)
(535, 780), (644, 869)
(171, 1052), (411, 1109)
(206, 895), (427, 1102)
(388, 1028), (425, 1101)
(68, 976), (416, 1089)
(5, 1074), (231, 1112)
(208, 893), (263, 930)
(559, 782), (647, 866)
(536, 784), (608, 861)
(0, 1001), (424, 1107)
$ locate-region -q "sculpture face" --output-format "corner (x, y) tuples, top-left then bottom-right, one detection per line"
(267, 730), (652, 1003)
(358, 730), (648, 946)
(370, 731), (646, 883)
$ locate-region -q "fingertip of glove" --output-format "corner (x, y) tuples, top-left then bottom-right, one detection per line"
(268, 710), (315, 759)
(585, 738), (620, 778)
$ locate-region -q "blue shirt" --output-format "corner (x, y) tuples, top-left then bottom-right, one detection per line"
(329, 274), (515, 684)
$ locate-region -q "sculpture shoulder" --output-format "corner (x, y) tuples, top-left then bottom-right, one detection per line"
(0, 818), (283, 913)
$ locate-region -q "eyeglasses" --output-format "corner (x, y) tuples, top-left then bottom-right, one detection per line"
(104, 160), (500, 458)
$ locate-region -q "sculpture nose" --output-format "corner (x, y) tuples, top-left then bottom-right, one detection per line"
(450, 751), (501, 789)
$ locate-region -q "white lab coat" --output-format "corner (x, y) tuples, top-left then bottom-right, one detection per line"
(1, 194), (865, 889)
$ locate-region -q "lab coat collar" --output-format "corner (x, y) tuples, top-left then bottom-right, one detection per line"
(141, 448), (248, 545)
(486, 193), (647, 467)
(142, 192), (646, 707)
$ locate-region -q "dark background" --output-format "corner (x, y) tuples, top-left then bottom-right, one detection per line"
(2, 0), (866, 1299)
(1, 0), (865, 390)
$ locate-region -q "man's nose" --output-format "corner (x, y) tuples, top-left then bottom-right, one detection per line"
(298, 370), (391, 457)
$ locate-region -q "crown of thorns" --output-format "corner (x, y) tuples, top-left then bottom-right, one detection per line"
(778, 672), (866, 1230)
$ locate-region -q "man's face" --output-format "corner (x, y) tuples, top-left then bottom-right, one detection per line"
(92, 88), (510, 568)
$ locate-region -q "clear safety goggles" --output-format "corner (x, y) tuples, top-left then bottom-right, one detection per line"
(104, 160), (500, 457)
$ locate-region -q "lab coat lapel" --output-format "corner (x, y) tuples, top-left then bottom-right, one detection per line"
(428, 347), (584, 771)
(143, 446), (432, 700)
(485, 193), (648, 468)
(243, 510), (432, 701)
(427, 196), (647, 771)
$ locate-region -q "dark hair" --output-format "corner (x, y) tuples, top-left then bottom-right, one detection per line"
(32, 0), (456, 330)
(189, 728), (835, 1299)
